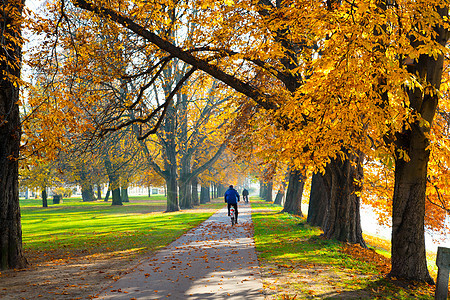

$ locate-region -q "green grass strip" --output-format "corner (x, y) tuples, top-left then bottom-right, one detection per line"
(20, 197), (222, 258)
(251, 199), (435, 299)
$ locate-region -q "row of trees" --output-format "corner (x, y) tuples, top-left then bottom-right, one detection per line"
(1, 0), (449, 286)
(21, 2), (248, 211)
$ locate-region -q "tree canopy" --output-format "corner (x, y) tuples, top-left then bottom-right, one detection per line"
(0, 0), (448, 285)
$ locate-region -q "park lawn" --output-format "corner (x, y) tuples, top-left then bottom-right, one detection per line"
(19, 195), (167, 209)
(251, 199), (436, 299)
(20, 196), (224, 262)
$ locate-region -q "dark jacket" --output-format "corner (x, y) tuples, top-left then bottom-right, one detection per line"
(242, 189), (249, 196)
(224, 187), (240, 204)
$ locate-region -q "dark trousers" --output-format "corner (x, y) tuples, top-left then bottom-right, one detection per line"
(227, 203), (238, 221)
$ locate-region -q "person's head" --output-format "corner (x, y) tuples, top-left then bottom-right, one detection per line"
(229, 185), (233, 189)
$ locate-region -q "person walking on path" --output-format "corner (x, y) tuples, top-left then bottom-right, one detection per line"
(242, 188), (249, 203)
(224, 185), (240, 224)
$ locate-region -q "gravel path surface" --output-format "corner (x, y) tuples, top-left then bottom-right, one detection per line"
(98, 203), (264, 299)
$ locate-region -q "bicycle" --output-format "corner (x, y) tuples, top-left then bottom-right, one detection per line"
(230, 206), (236, 226)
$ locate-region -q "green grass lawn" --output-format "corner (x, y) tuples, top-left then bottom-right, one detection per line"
(20, 196), (223, 261)
(251, 199), (436, 299)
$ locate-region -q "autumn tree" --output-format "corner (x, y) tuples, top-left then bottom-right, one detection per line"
(0, 0), (28, 270)
(51, 0), (450, 282)
(134, 71), (231, 211)
(19, 158), (65, 207)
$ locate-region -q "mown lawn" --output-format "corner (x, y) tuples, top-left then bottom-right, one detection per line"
(251, 199), (436, 299)
(20, 196), (224, 261)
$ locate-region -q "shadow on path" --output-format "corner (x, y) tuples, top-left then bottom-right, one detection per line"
(98, 203), (264, 300)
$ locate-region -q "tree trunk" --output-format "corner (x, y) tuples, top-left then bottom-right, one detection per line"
(389, 137), (433, 283)
(121, 187), (129, 202)
(41, 189), (48, 208)
(282, 169), (304, 215)
(104, 188), (110, 202)
(111, 188), (122, 205)
(81, 184), (96, 202)
(322, 153), (366, 248)
(265, 181), (273, 202)
(259, 180), (266, 199)
(217, 184), (226, 197)
(200, 185), (210, 204)
(148, 186), (151, 197)
(179, 178), (192, 209)
(388, 6), (448, 284)
(191, 177), (199, 206)
(166, 174), (179, 212)
(274, 189), (284, 205)
(162, 101), (179, 212)
(307, 172), (329, 228)
(213, 182), (218, 199)
(96, 184), (102, 200)
(274, 173), (289, 205)
(0, 0), (27, 269)
(104, 159), (122, 206)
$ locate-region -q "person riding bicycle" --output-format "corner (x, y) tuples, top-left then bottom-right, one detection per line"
(242, 188), (249, 203)
(224, 185), (240, 224)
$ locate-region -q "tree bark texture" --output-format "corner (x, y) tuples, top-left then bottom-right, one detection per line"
(282, 169), (304, 216)
(0, 0), (27, 270)
(265, 181), (273, 202)
(259, 180), (266, 199)
(273, 189), (285, 205)
(163, 103), (180, 212)
(104, 159), (122, 206)
(307, 172), (329, 228)
(213, 183), (218, 199)
(166, 175), (179, 211)
(121, 187), (129, 203)
(81, 184), (96, 202)
(179, 178), (192, 209)
(274, 176), (287, 205)
(200, 185), (210, 204)
(41, 189), (48, 208)
(322, 153), (366, 248)
(191, 177), (199, 206)
(104, 188), (110, 202)
(96, 184), (102, 200)
(111, 188), (122, 206)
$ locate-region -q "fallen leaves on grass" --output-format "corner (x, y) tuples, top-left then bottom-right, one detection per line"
(340, 243), (391, 275)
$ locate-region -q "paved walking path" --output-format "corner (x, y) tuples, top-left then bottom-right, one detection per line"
(98, 203), (264, 299)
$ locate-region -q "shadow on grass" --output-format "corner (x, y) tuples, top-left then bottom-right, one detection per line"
(251, 201), (436, 299)
(316, 277), (435, 299)
(20, 201), (221, 266)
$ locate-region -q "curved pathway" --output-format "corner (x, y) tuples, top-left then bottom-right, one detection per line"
(98, 203), (264, 299)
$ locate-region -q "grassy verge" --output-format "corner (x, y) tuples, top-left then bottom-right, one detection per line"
(20, 196), (224, 263)
(251, 200), (435, 299)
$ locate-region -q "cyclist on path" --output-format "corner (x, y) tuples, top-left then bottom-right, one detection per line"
(224, 185), (240, 224)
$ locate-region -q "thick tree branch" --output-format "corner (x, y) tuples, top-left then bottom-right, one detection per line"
(72, 0), (278, 110)
(187, 141), (228, 183)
